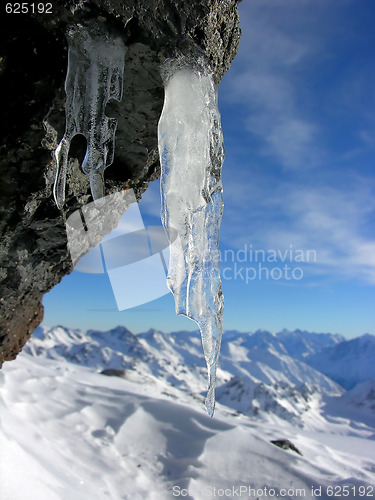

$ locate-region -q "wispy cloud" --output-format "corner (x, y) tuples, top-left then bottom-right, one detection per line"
(222, 169), (375, 283)
(219, 0), (375, 284)
(221, 1), (340, 169)
(359, 129), (375, 148)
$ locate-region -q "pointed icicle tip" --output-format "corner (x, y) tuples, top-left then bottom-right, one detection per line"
(205, 385), (216, 418)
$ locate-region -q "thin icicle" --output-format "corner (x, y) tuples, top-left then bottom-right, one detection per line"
(158, 53), (224, 417)
(53, 20), (125, 209)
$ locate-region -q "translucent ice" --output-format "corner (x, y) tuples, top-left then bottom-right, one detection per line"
(53, 21), (125, 209)
(158, 54), (224, 417)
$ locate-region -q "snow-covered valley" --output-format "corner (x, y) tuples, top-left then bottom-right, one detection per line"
(0, 327), (374, 499)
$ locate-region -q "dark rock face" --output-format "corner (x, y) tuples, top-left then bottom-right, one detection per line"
(100, 369), (127, 378)
(0, 0), (241, 364)
(270, 439), (303, 456)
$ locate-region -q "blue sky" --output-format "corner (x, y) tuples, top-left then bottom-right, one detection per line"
(42, 0), (375, 338)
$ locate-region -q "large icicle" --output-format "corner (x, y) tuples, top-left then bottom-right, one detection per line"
(53, 21), (125, 209)
(158, 54), (224, 417)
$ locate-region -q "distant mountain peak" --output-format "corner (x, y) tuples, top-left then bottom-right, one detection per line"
(305, 333), (375, 390)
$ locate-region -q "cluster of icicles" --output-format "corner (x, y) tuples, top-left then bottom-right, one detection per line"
(54, 22), (224, 417)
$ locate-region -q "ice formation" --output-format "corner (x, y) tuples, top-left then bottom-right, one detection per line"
(158, 54), (224, 416)
(53, 21), (125, 209)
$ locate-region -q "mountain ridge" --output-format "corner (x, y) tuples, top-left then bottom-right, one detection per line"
(24, 325), (375, 422)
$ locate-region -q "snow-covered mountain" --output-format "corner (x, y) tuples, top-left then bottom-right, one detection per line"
(1, 325), (375, 500)
(340, 378), (375, 412)
(304, 333), (375, 389)
(22, 325), (375, 424)
(218, 329), (342, 392)
(216, 375), (318, 422)
(275, 328), (345, 359)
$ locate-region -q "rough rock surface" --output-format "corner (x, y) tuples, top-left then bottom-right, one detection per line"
(270, 439), (303, 456)
(0, 0), (241, 364)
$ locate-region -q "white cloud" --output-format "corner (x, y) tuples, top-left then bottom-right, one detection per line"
(359, 129), (375, 147)
(221, 0), (330, 169)
(221, 169), (375, 284)
(218, 0), (375, 284)
(256, 117), (317, 169)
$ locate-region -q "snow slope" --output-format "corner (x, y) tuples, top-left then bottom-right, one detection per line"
(1, 350), (375, 500)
